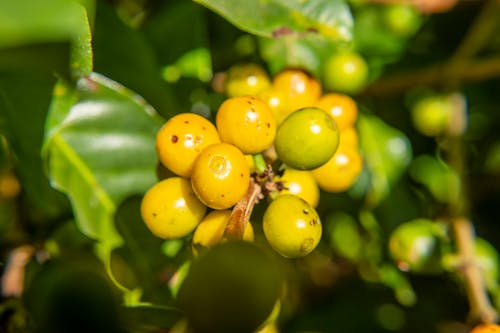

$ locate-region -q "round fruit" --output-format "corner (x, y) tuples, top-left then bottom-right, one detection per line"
(156, 113), (220, 177)
(323, 51), (369, 94)
(388, 219), (442, 273)
(192, 210), (254, 252)
(216, 96), (276, 154)
(225, 63), (271, 97)
(411, 95), (452, 137)
(274, 107), (339, 170)
(177, 242), (283, 333)
(339, 126), (359, 150)
(311, 148), (362, 192)
(258, 87), (288, 125)
(383, 4), (422, 37)
(276, 168), (319, 208)
(470, 324), (500, 333)
(140, 177), (206, 239)
(191, 143), (250, 209)
(263, 194), (322, 258)
(314, 93), (358, 130)
(272, 69), (322, 117)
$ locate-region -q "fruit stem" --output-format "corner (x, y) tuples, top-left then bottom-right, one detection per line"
(253, 153), (267, 174)
(224, 178), (262, 240)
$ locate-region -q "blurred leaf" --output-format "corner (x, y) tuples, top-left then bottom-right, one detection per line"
(358, 114), (412, 207)
(43, 73), (163, 257)
(378, 264), (416, 306)
(92, 1), (178, 119)
(0, 73), (71, 221)
(409, 155), (460, 203)
(259, 35), (322, 76)
(327, 212), (362, 262)
(195, 0), (353, 41)
(0, 0), (92, 76)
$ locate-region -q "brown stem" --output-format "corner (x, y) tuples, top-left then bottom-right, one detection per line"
(452, 218), (498, 324)
(364, 56), (500, 96)
(224, 178), (262, 240)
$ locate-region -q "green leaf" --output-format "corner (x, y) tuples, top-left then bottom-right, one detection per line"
(409, 155), (460, 203)
(358, 114), (412, 207)
(0, 72), (71, 221)
(43, 73), (163, 253)
(92, 1), (178, 119)
(195, 0), (353, 41)
(0, 0), (92, 76)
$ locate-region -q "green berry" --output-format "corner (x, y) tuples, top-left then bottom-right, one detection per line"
(323, 51), (369, 94)
(263, 194), (322, 258)
(274, 107), (339, 170)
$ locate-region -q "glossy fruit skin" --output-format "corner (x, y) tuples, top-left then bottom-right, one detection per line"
(258, 87), (288, 125)
(156, 113), (220, 177)
(192, 210), (254, 252)
(383, 4), (422, 37)
(275, 107), (339, 170)
(225, 63), (271, 97)
(263, 194), (322, 258)
(191, 143), (250, 209)
(388, 219), (442, 273)
(470, 324), (500, 333)
(216, 96), (276, 154)
(177, 242), (283, 333)
(311, 148), (362, 192)
(339, 126), (359, 150)
(272, 69), (322, 118)
(140, 177), (207, 239)
(323, 51), (369, 94)
(277, 168), (319, 208)
(411, 95), (451, 137)
(314, 93), (358, 131)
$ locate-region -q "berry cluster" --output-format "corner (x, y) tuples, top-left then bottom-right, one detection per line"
(140, 64), (364, 258)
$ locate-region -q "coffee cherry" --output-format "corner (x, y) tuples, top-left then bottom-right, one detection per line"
(411, 94), (452, 137)
(388, 219), (442, 273)
(140, 177), (207, 239)
(275, 107), (339, 170)
(383, 3), (422, 37)
(323, 51), (369, 94)
(216, 96), (276, 154)
(314, 93), (358, 131)
(311, 148), (362, 193)
(470, 324), (500, 333)
(258, 87), (288, 125)
(272, 69), (322, 117)
(263, 194), (322, 258)
(339, 126), (359, 150)
(191, 143), (250, 209)
(156, 113), (220, 177)
(225, 63), (271, 97)
(192, 210), (254, 252)
(277, 168), (319, 208)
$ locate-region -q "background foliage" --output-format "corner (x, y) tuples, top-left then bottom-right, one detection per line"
(0, 0), (499, 332)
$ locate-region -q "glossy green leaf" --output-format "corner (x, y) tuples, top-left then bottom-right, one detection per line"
(0, 0), (92, 76)
(43, 73), (164, 252)
(195, 0), (353, 41)
(358, 114), (412, 207)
